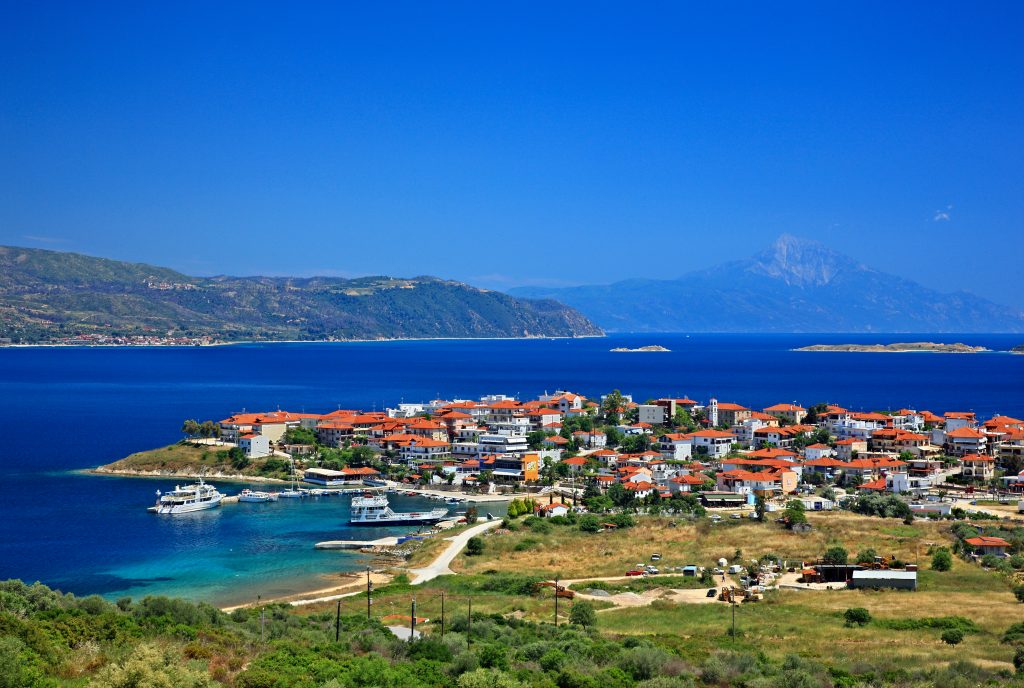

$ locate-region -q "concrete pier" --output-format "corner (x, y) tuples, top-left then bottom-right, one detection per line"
(315, 536), (400, 550)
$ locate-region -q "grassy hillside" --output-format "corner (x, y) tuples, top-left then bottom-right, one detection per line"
(0, 246), (602, 343)
(4, 510), (1024, 687)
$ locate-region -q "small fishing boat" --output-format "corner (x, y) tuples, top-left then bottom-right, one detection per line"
(238, 489), (278, 503)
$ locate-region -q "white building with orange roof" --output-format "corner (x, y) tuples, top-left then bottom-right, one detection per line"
(959, 453), (995, 481)
(398, 437), (452, 464)
(834, 437), (867, 461)
(803, 443), (834, 461)
(657, 433), (693, 461)
(316, 420), (355, 448)
(219, 410), (320, 443)
(688, 428), (736, 459)
(763, 403), (807, 424)
(238, 432), (271, 458)
(944, 426), (988, 457)
(943, 412), (977, 432)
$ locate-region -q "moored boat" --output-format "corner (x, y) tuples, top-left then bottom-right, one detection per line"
(151, 479), (224, 514)
(238, 489), (278, 503)
(349, 493), (449, 525)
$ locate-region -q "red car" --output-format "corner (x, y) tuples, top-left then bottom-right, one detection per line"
(625, 570), (644, 577)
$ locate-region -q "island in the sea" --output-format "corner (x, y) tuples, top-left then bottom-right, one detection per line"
(796, 341), (988, 353)
(610, 345), (671, 352)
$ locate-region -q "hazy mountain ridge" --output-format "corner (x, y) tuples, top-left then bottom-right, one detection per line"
(0, 246), (602, 342)
(510, 235), (1024, 333)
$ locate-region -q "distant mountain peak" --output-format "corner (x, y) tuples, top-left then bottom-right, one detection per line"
(749, 234), (864, 288)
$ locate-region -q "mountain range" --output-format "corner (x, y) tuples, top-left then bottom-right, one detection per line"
(0, 246), (602, 343)
(509, 235), (1024, 333)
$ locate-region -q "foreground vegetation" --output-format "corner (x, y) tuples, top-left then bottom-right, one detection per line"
(5, 511), (1024, 686)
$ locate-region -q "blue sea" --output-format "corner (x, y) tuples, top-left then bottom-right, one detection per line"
(1, 333), (1021, 606)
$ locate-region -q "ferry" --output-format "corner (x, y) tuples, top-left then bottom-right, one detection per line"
(349, 493), (450, 526)
(238, 489), (278, 503)
(150, 479), (224, 514)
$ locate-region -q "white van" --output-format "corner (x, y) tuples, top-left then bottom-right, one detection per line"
(727, 564), (744, 574)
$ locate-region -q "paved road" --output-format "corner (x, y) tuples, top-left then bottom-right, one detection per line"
(409, 518), (502, 584)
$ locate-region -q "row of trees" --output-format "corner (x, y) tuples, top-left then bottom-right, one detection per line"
(181, 419), (220, 438)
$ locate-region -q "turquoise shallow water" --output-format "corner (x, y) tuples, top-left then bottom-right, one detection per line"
(0, 333), (1020, 605)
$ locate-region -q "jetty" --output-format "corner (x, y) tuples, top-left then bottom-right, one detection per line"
(315, 536), (401, 550)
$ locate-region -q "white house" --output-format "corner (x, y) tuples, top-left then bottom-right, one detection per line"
(238, 433), (271, 458)
(689, 429), (736, 459)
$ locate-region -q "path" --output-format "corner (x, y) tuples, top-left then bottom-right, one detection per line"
(409, 519), (502, 584)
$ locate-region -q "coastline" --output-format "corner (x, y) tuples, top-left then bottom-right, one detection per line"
(84, 466), (292, 484)
(1, 333), (606, 349)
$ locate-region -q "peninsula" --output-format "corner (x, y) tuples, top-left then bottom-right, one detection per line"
(796, 341), (989, 353)
(0, 245), (602, 344)
(610, 345), (671, 352)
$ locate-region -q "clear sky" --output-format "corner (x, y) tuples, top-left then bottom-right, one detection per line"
(2, 2), (1022, 306)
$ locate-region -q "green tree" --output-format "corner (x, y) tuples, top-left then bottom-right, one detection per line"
(181, 419), (200, 438)
(1013, 585), (1024, 603)
(569, 600), (597, 628)
(823, 545), (848, 565)
(932, 547), (953, 572)
(754, 494), (766, 522)
(526, 430), (546, 450)
(602, 389), (626, 423)
(855, 548), (878, 565)
(578, 514), (601, 532)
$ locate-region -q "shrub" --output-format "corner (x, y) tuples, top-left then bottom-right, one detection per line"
(941, 628), (964, 645)
(980, 554), (1000, 568)
(843, 608), (871, 626)
(1005, 622), (1024, 645)
(1014, 646), (1024, 674)
(466, 536), (485, 556)
(618, 646), (672, 681)
(1011, 554), (1024, 570)
(1014, 585), (1024, 604)
(931, 547), (953, 571)
(578, 514), (601, 532)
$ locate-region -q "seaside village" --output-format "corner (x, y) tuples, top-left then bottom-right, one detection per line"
(215, 391), (1024, 510)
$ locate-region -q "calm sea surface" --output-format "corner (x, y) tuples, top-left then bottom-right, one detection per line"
(1, 333), (1021, 605)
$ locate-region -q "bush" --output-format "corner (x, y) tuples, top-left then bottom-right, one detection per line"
(980, 554), (1000, 568)
(578, 514), (601, 532)
(466, 536), (485, 556)
(1015, 585), (1024, 604)
(931, 547), (953, 571)
(941, 629), (964, 645)
(843, 608), (872, 626)
(1005, 622), (1024, 645)
(1014, 646), (1024, 674)
(617, 646), (671, 681)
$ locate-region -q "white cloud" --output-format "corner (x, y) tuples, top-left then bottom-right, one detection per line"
(933, 204), (953, 222)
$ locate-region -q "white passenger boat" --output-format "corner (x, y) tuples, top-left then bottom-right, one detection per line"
(238, 489), (278, 503)
(349, 493), (449, 525)
(151, 479), (224, 514)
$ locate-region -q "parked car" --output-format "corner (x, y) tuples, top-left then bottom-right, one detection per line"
(730, 513), (742, 519)
(645, 566), (659, 575)
(625, 570), (644, 577)
(727, 564), (744, 574)
(713, 567), (724, 575)
(706, 588), (717, 598)
(651, 553), (662, 561)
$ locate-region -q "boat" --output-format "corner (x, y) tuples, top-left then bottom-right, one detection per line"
(349, 493), (450, 525)
(151, 479), (224, 514)
(238, 489), (278, 503)
(308, 488), (332, 496)
(278, 487), (306, 498)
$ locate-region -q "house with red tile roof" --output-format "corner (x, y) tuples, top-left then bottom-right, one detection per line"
(763, 403), (807, 424)
(803, 443), (833, 461)
(960, 453), (995, 481)
(668, 473), (707, 494)
(964, 536), (1010, 557)
(688, 428), (736, 459)
(944, 426), (988, 457)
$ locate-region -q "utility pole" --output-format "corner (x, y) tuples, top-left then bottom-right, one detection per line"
(257, 595), (265, 644)
(731, 590), (736, 638)
(335, 598), (341, 642)
(554, 576), (559, 627)
(410, 598), (416, 642)
(366, 567), (372, 620)
(440, 592), (445, 638)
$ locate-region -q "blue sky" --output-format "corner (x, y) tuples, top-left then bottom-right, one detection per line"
(2, 2), (1022, 306)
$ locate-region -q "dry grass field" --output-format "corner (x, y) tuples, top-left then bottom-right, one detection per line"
(451, 512), (952, 578)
